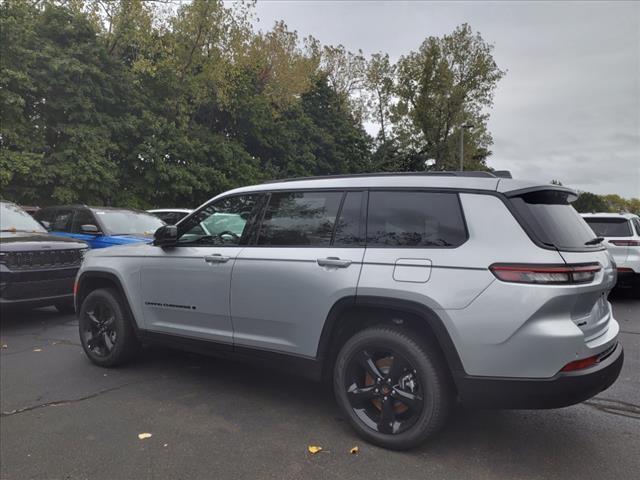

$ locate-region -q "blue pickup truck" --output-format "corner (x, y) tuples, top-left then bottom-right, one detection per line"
(33, 206), (165, 249)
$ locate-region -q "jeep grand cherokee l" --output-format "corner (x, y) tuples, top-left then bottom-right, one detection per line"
(1, 201), (87, 312)
(74, 173), (623, 450)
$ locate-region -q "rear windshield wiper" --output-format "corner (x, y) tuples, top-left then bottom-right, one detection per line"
(585, 237), (605, 245)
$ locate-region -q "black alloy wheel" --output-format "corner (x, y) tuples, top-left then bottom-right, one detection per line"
(345, 348), (423, 435)
(334, 326), (452, 450)
(78, 288), (140, 367)
(81, 301), (117, 357)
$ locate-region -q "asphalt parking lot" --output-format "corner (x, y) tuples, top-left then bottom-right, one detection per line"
(1, 291), (639, 480)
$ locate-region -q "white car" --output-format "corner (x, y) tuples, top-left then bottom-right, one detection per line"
(582, 212), (640, 290)
(147, 209), (193, 225)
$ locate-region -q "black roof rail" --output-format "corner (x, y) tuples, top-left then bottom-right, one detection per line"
(261, 171), (496, 184)
(492, 170), (513, 179)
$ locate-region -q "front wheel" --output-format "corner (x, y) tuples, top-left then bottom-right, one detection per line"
(78, 288), (140, 367)
(333, 326), (453, 450)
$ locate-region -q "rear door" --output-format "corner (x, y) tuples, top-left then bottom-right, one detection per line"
(231, 190), (366, 357)
(357, 190), (477, 310)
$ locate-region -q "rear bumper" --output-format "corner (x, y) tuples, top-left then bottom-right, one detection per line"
(455, 342), (624, 409)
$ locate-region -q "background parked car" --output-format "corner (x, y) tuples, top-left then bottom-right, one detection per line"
(147, 208), (193, 225)
(0, 201), (88, 312)
(582, 212), (640, 292)
(33, 206), (165, 249)
(19, 205), (40, 216)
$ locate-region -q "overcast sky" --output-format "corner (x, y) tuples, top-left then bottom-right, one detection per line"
(253, 1), (640, 198)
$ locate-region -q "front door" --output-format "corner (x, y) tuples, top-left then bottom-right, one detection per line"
(140, 194), (264, 343)
(231, 190), (366, 357)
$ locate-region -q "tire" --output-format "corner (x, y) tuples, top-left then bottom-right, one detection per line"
(55, 301), (75, 315)
(78, 288), (140, 367)
(333, 326), (453, 450)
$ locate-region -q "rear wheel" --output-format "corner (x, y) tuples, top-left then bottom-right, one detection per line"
(78, 288), (140, 367)
(333, 326), (452, 450)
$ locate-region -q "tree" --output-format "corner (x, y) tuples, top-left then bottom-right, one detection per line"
(572, 191), (609, 213)
(393, 24), (505, 171)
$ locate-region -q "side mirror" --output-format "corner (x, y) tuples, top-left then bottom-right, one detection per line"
(40, 220), (51, 231)
(153, 225), (178, 247)
(81, 224), (100, 234)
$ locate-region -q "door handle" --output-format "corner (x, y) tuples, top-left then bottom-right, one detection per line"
(204, 254), (230, 264)
(317, 257), (352, 268)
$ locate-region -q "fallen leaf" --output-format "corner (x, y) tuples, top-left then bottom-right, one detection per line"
(163, 443), (168, 447)
(350, 446), (359, 455)
(1, 344), (7, 349)
(308, 445), (322, 454)
(33, 348), (42, 352)
(138, 433), (152, 440)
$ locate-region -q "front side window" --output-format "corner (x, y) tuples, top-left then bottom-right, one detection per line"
(583, 217), (633, 238)
(178, 195), (262, 246)
(71, 209), (99, 234)
(367, 191), (467, 247)
(257, 191), (343, 246)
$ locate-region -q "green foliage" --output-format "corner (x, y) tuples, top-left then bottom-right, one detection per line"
(392, 24), (505, 171)
(572, 191), (639, 215)
(1, 2), (513, 209)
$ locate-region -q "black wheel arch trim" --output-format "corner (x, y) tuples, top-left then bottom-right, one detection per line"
(75, 271), (142, 337)
(317, 296), (466, 380)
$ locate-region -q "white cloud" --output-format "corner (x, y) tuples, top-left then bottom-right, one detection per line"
(254, 0), (640, 198)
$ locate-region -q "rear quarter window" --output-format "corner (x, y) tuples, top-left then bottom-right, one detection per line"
(583, 217), (633, 238)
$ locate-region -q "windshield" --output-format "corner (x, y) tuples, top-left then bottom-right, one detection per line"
(93, 209), (164, 235)
(509, 190), (598, 250)
(583, 217), (632, 238)
(0, 202), (47, 233)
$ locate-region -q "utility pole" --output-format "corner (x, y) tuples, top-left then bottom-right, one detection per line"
(459, 123), (474, 171)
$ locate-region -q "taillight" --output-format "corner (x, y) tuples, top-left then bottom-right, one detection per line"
(489, 263), (601, 284)
(609, 240), (640, 246)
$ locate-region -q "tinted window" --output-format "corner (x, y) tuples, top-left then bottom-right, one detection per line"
(510, 190), (596, 249)
(367, 191), (467, 247)
(93, 209), (164, 235)
(179, 195), (262, 246)
(71, 209), (98, 233)
(258, 191), (342, 246)
(333, 191), (365, 246)
(52, 209), (74, 232)
(34, 208), (56, 225)
(583, 217), (632, 237)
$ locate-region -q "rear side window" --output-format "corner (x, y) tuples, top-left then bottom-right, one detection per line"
(257, 191), (342, 246)
(634, 218), (640, 236)
(509, 190), (596, 249)
(583, 217), (632, 238)
(366, 191), (467, 247)
(51, 209), (74, 232)
(333, 191), (365, 246)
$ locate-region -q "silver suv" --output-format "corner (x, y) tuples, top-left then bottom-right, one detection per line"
(74, 173), (623, 450)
